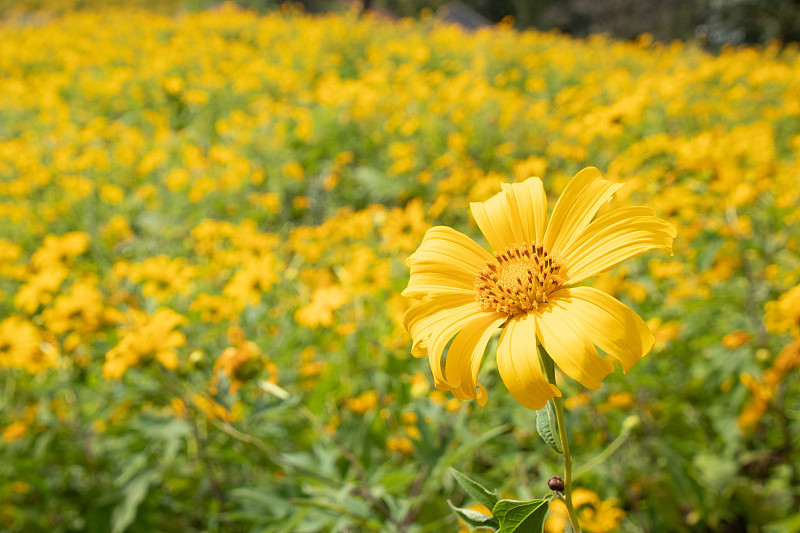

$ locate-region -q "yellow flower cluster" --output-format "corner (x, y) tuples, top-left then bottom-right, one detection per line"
(738, 284), (800, 429)
(0, 8), (798, 530)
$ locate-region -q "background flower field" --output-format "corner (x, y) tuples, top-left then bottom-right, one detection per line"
(1, 3), (799, 532)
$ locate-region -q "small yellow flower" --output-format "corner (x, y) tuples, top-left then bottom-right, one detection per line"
(103, 309), (187, 379)
(347, 390), (379, 414)
(386, 436), (415, 455)
(295, 285), (350, 328)
(404, 168), (676, 409)
(545, 488), (625, 533)
(721, 330), (750, 349)
(2, 421), (29, 442)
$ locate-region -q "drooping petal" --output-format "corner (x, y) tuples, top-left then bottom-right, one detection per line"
(543, 167), (625, 255)
(470, 177), (548, 251)
(536, 294), (616, 390)
(445, 313), (506, 405)
(404, 294), (476, 357)
(561, 206), (677, 285)
(496, 313), (561, 410)
(403, 293), (481, 385)
(551, 287), (654, 372)
(403, 226), (492, 299)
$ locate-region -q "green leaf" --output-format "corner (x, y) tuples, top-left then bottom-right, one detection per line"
(111, 470), (161, 533)
(536, 403), (562, 454)
(492, 498), (550, 533)
(447, 500), (500, 531)
(449, 468), (499, 511)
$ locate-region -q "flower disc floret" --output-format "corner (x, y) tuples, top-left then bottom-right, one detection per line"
(475, 243), (564, 316)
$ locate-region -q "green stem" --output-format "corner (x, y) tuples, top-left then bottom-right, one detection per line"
(539, 346), (582, 533)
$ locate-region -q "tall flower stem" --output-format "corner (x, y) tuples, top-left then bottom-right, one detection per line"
(539, 346), (582, 533)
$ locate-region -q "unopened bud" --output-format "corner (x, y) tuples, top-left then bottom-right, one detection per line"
(548, 476), (565, 492)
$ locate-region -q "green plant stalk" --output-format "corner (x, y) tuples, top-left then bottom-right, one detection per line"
(539, 345), (582, 533)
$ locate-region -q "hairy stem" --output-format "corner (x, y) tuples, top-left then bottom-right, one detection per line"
(539, 346), (582, 533)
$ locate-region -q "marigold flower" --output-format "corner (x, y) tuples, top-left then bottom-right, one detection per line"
(403, 168), (676, 409)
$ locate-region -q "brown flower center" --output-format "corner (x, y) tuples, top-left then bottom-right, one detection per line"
(474, 242), (565, 316)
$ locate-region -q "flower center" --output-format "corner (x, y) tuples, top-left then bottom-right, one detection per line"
(474, 242), (565, 316)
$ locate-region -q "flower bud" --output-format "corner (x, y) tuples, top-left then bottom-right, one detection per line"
(548, 476), (565, 492)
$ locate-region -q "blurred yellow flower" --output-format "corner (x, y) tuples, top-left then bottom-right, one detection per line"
(765, 284), (800, 337)
(380, 198), (430, 252)
(212, 326), (273, 394)
(0, 316), (56, 373)
(347, 390), (379, 414)
(103, 309), (187, 379)
(386, 436), (415, 455)
(126, 255), (198, 301)
(295, 285), (350, 328)
(545, 488), (625, 533)
(192, 393), (240, 423)
(721, 330), (750, 349)
(42, 278), (106, 336)
(404, 168), (676, 409)
(1, 421), (28, 443)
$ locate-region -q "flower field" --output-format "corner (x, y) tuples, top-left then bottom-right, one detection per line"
(1, 4), (800, 532)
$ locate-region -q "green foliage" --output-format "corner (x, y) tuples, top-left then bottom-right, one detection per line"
(492, 499), (549, 533)
(0, 5), (799, 533)
(535, 403), (561, 455)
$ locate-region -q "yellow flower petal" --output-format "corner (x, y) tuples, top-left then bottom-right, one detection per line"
(403, 294), (480, 384)
(497, 313), (561, 410)
(543, 167), (624, 254)
(500, 177), (548, 244)
(403, 226), (492, 298)
(470, 197), (515, 252)
(549, 287), (654, 372)
(562, 206), (677, 285)
(536, 295), (616, 390)
(445, 313), (506, 405)
(470, 177), (547, 250)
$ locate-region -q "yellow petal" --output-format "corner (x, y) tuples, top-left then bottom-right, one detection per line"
(500, 177), (548, 244)
(543, 167), (624, 254)
(536, 295), (616, 390)
(403, 294), (480, 384)
(403, 226), (491, 299)
(496, 313), (561, 410)
(562, 206), (677, 285)
(470, 177), (548, 251)
(552, 287), (654, 372)
(445, 313), (506, 404)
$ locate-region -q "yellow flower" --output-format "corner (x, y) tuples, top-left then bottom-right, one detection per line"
(294, 285), (349, 328)
(545, 488), (625, 533)
(721, 330), (750, 349)
(1, 421), (28, 443)
(103, 309), (187, 379)
(0, 316), (49, 372)
(347, 390), (380, 414)
(126, 255), (198, 301)
(403, 168), (676, 409)
(42, 278), (106, 335)
(765, 283), (800, 337)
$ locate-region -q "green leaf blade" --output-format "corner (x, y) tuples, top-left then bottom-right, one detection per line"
(449, 468), (499, 511)
(536, 404), (562, 454)
(493, 498), (550, 533)
(447, 500), (500, 531)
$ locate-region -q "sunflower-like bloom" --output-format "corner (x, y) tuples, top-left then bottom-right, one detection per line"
(403, 168), (676, 410)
